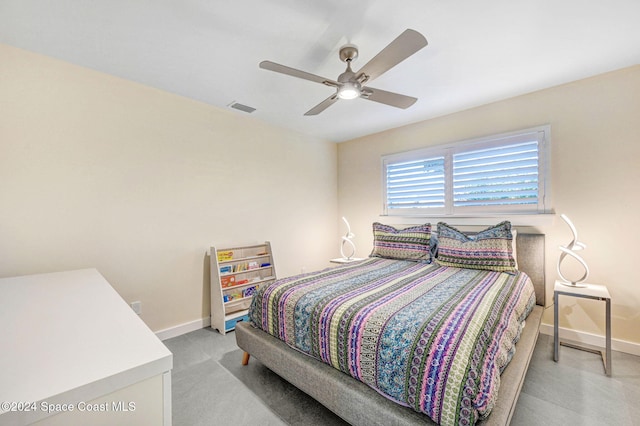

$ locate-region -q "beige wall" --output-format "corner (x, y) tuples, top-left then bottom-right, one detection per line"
(338, 66), (640, 347)
(0, 44), (338, 332)
(2, 41), (638, 348)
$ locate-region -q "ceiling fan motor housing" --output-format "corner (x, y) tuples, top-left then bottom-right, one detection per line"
(339, 44), (359, 63)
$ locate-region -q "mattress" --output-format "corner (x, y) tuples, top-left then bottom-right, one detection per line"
(249, 258), (536, 425)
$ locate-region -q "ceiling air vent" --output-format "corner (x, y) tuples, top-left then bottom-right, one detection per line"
(228, 102), (256, 114)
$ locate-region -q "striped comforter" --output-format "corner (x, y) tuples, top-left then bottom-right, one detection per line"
(249, 258), (536, 425)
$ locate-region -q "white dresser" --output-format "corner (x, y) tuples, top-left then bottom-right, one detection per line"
(0, 269), (172, 425)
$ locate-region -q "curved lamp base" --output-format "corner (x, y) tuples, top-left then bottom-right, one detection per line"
(340, 238), (356, 260)
(340, 217), (356, 260)
(557, 246), (589, 288)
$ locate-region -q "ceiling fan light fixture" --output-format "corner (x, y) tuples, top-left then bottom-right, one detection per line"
(337, 81), (361, 100)
(259, 29), (428, 115)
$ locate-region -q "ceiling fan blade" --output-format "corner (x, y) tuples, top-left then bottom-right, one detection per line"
(356, 29), (427, 83)
(259, 61), (338, 86)
(304, 94), (339, 116)
(361, 87), (417, 109)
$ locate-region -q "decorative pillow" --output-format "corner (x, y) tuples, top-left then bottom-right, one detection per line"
(436, 221), (516, 272)
(370, 222), (432, 262)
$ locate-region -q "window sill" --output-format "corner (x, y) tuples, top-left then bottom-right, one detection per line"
(378, 213), (556, 228)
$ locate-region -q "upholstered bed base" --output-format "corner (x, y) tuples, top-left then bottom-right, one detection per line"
(235, 233), (545, 426)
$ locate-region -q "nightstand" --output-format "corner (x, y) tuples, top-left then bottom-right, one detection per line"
(554, 280), (611, 376)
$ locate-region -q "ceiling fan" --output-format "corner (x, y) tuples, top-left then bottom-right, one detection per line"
(259, 29), (428, 116)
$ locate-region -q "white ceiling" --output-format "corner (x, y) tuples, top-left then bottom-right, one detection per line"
(1, 0), (639, 142)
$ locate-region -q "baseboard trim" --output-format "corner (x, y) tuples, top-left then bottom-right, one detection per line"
(540, 323), (640, 356)
(155, 317), (211, 341)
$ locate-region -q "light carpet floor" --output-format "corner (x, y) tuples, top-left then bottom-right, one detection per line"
(164, 329), (640, 425)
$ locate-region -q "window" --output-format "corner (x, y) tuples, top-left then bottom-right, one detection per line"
(382, 126), (550, 216)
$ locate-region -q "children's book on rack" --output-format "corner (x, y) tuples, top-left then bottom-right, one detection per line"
(233, 262), (248, 272)
(243, 285), (257, 298)
(217, 250), (234, 262)
(221, 275), (236, 288)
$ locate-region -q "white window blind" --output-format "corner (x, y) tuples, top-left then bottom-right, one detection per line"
(453, 141), (539, 207)
(382, 126), (549, 216)
(386, 156), (445, 209)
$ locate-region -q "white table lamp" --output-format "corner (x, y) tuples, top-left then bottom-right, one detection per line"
(340, 217), (356, 260)
(557, 213), (589, 287)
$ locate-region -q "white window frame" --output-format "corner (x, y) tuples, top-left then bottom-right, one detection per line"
(382, 125), (551, 217)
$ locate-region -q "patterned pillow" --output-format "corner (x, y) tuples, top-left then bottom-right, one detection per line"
(370, 222), (432, 263)
(436, 221), (516, 272)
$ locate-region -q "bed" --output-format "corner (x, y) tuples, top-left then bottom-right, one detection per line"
(236, 227), (545, 426)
